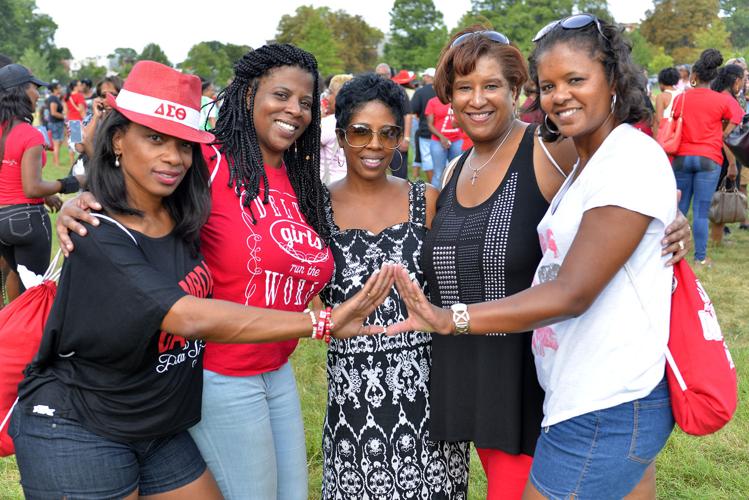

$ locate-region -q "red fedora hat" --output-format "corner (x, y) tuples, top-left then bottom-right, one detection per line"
(391, 69), (415, 85)
(106, 61), (214, 144)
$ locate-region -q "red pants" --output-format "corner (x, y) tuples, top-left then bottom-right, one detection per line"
(477, 448), (533, 500)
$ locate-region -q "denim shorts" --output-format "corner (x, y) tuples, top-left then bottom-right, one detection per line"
(530, 378), (674, 500)
(9, 410), (207, 499)
(48, 120), (64, 141)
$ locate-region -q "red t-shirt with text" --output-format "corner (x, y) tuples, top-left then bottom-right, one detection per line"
(425, 97), (463, 143)
(199, 145), (334, 376)
(0, 122), (46, 205)
(673, 88), (743, 165)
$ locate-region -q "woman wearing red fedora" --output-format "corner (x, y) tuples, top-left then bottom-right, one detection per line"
(11, 60), (395, 500)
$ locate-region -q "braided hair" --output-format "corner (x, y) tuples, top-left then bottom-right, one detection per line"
(212, 44), (329, 243)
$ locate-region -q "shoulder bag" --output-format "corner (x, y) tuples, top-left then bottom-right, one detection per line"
(625, 261), (738, 436)
(724, 114), (749, 166)
(708, 177), (747, 224)
(656, 91), (685, 155)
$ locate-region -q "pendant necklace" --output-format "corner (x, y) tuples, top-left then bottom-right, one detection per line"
(467, 121), (516, 185)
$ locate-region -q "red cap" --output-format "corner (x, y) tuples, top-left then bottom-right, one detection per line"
(106, 61), (214, 144)
(391, 70), (415, 84)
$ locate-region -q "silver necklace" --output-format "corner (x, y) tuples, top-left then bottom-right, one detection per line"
(467, 121), (516, 185)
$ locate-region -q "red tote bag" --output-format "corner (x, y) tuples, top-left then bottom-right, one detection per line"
(666, 260), (737, 435)
(0, 280), (58, 455)
(656, 92), (685, 156)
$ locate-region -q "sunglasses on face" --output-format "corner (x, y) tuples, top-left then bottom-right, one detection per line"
(533, 14), (608, 43)
(337, 124), (403, 150)
(451, 30), (510, 48)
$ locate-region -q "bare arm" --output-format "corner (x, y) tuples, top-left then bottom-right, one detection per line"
(399, 113), (412, 153)
(426, 115), (448, 147)
(387, 205), (652, 335)
(20, 145), (63, 198)
(50, 101), (64, 120)
(164, 263), (395, 342)
(653, 93), (670, 135)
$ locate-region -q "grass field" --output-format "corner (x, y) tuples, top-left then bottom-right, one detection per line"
(1, 149), (747, 499)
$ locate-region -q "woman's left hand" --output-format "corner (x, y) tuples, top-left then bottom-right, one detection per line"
(44, 195), (63, 213)
(385, 266), (453, 336)
(662, 191), (691, 266)
(331, 263), (397, 339)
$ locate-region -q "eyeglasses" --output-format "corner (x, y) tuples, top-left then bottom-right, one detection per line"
(533, 14), (608, 43)
(451, 30), (510, 49)
(337, 124), (403, 150)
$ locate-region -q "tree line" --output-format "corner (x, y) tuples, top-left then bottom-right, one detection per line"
(3, 0), (748, 84)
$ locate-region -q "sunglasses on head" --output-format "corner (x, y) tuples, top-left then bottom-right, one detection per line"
(451, 30), (510, 49)
(337, 124), (403, 150)
(533, 14), (607, 43)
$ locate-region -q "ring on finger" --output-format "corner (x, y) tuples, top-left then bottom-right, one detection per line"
(678, 240), (685, 251)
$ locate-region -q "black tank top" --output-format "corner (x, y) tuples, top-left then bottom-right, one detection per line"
(423, 125), (548, 454)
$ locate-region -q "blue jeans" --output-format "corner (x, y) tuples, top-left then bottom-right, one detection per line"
(10, 411), (206, 499)
(530, 378), (673, 500)
(189, 362), (307, 500)
(673, 155), (721, 261)
(430, 138), (464, 187)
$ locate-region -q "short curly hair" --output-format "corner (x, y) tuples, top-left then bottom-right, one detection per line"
(334, 73), (409, 130)
(657, 67), (679, 86)
(433, 25), (528, 105)
(529, 16), (649, 141)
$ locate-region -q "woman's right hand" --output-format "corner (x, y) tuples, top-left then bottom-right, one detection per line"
(56, 192), (102, 256)
(331, 263), (397, 339)
(439, 136), (451, 149)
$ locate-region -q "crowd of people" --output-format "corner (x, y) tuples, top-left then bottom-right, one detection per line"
(0, 13), (743, 500)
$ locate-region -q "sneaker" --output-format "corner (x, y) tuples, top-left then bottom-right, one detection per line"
(694, 258), (713, 269)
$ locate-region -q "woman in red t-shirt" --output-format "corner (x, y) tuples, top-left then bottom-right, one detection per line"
(672, 49), (743, 266)
(0, 64), (74, 302)
(64, 79), (86, 121)
(425, 95), (464, 187)
(708, 63), (747, 245)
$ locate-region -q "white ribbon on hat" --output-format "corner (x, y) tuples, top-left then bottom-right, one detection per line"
(115, 89), (201, 130)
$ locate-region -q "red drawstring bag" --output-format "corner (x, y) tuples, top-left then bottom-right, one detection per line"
(0, 254), (60, 456)
(666, 260), (737, 435)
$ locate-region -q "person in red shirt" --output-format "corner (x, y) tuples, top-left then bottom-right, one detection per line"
(0, 64), (71, 301)
(64, 79), (86, 121)
(425, 95), (464, 187)
(708, 63), (747, 245)
(672, 49), (743, 266)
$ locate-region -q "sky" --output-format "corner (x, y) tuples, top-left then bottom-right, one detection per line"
(35, 0), (655, 64)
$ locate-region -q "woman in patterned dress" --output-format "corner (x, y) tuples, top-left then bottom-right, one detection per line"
(320, 73), (470, 499)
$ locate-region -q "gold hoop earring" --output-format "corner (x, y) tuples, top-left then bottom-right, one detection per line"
(390, 149), (404, 173)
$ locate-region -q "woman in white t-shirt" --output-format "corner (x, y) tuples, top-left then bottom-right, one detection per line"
(387, 15), (676, 500)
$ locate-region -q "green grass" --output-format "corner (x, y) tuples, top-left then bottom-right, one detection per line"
(1, 160), (747, 499)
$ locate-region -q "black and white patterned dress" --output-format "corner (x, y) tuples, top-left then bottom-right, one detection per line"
(320, 181), (469, 500)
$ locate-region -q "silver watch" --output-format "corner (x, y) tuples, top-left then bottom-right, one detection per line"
(450, 303), (470, 335)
